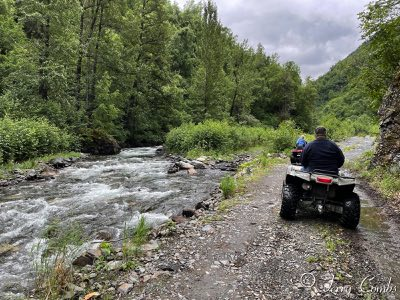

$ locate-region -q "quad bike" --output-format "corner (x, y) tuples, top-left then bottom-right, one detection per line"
(290, 148), (303, 164)
(279, 165), (360, 229)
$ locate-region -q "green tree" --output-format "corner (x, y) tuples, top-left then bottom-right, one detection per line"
(359, 0), (400, 108)
(126, 0), (183, 145)
(188, 0), (231, 122)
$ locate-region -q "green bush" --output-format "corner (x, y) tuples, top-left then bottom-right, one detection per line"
(0, 117), (76, 164)
(165, 120), (292, 156)
(220, 175), (236, 199)
(272, 120), (302, 152)
(320, 114), (378, 141)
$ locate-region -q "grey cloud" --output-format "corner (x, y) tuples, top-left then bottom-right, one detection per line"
(175, 0), (370, 78)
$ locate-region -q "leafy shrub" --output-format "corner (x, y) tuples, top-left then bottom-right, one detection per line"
(320, 114), (378, 141)
(220, 175), (236, 199)
(165, 120), (291, 156)
(272, 120), (302, 152)
(0, 117), (76, 164)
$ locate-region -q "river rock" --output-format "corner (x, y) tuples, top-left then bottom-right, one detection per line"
(182, 209), (196, 218)
(40, 165), (58, 178)
(155, 146), (164, 155)
(95, 230), (113, 241)
(196, 156), (208, 163)
(73, 254), (94, 267)
(129, 272), (140, 283)
(107, 260), (123, 271)
(25, 170), (39, 181)
(158, 261), (181, 272)
(49, 158), (70, 169)
(142, 240), (159, 252)
(0, 243), (18, 256)
(118, 283), (133, 295)
(195, 201), (210, 210)
(151, 271), (171, 280)
(202, 225), (215, 234)
(81, 129), (121, 155)
(190, 160), (207, 169)
(177, 161), (194, 170)
(171, 215), (187, 224)
(73, 244), (102, 267)
(167, 163), (180, 174)
(187, 168), (197, 175)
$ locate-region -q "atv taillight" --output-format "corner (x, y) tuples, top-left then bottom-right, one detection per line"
(316, 177), (333, 184)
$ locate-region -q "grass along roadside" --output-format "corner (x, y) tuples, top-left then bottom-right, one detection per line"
(217, 153), (286, 213)
(345, 150), (400, 203)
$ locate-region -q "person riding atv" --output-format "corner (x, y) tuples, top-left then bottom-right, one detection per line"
(280, 127), (360, 229)
(301, 127), (344, 174)
(290, 135), (307, 164)
(295, 135), (307, 149)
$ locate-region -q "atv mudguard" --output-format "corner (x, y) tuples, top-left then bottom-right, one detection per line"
(285, 165), (356, 187)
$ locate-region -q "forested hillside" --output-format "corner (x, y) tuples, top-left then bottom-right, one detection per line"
(315, 0), (399, 142)
(0, 0), (317, 162)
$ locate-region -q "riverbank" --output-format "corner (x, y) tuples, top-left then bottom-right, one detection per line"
(0, 152), (83, 187)
(0, 147), (248, 299)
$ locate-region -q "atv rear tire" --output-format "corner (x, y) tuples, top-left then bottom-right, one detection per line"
(280, 183), (301, 220)
(290, 157), (296, 164)
(339, 192), (360, 229)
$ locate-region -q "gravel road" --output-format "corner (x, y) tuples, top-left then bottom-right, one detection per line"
(124, 136), (399, 300)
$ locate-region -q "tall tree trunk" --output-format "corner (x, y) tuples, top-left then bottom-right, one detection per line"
(39, 15), (50, 100)
(75, 0), (85, 108)
(84, 0), (101, 107)
(88, 0), (104, 114)
(230, 69), (239, 121)
(126, 0), (148, 143)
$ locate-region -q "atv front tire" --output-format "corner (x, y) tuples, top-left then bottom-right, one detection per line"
(280, 183), (301, 220)
(339, 192), (360, 229)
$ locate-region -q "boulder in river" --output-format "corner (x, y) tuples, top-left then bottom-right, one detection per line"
(155, 146), (164, 155)
(176, 161), (194, 170)
(81, 129), (121, 155)
(25, 170), (39, 181)
(167, 163), (180, 174)
(190, 160), (207, 169)
(49, 157), (71, 169)
(40, 165), (58, 178)
(187, 168), (197, 176)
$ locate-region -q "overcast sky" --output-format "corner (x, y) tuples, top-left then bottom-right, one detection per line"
(174, 0), (371, 79)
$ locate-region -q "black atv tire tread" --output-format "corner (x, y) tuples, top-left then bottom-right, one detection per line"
(339, 192), (360, 229)
(280, 183), (301, 220)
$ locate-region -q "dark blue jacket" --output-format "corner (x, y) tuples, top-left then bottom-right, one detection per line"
(301, 138), (345, 174)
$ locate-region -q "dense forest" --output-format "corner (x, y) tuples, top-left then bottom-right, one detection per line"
(0, 0), (399, 164)
(0, 0), (316, 161)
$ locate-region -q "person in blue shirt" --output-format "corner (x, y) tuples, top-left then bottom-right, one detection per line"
(295, 135), (307, 149)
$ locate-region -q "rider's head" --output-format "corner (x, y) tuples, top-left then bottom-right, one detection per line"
(315, 127), (327, 139)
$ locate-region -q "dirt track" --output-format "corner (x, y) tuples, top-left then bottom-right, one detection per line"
(126, 137), (399, 300)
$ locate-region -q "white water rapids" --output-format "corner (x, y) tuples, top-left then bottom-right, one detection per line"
(0, 147), (225, 298)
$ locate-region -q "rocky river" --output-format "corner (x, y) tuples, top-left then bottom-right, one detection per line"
(0, 147), (227, 299)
